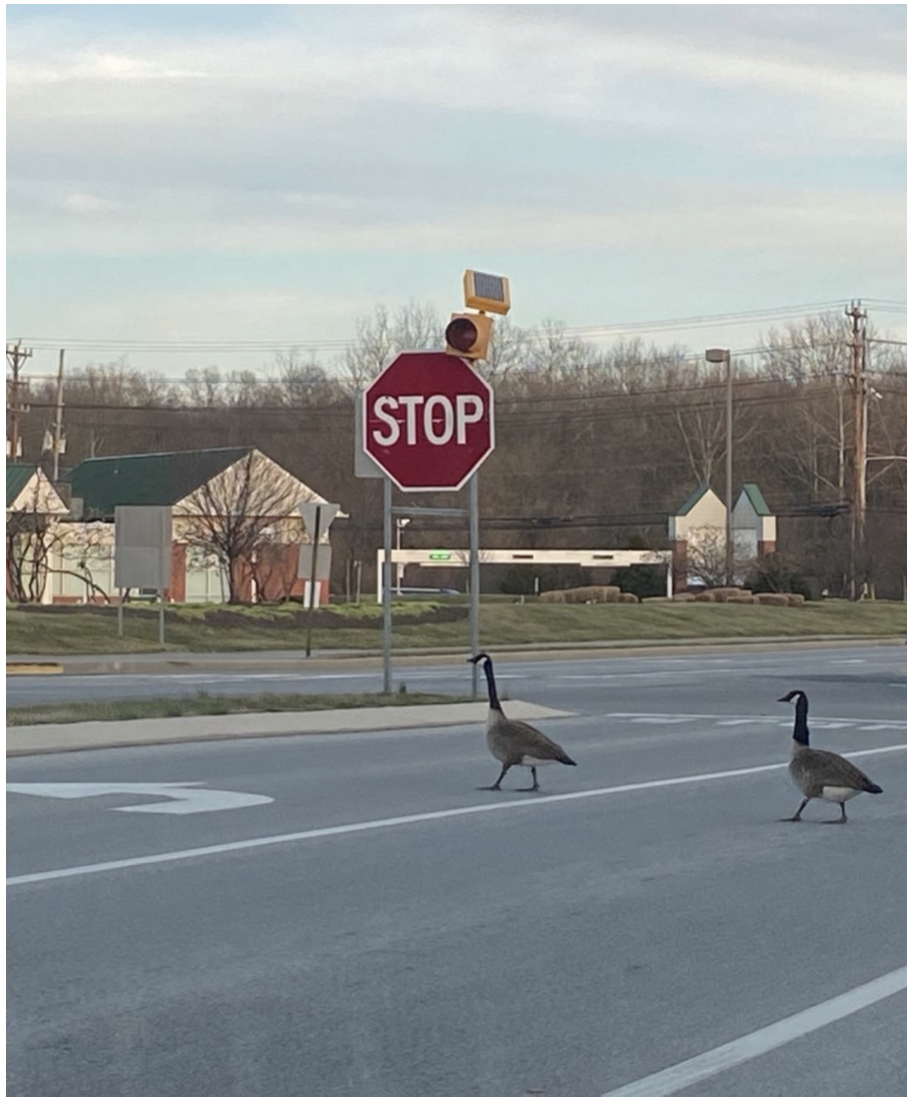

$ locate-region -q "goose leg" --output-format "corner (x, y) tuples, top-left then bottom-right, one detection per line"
(518, 766), (541, 793)
(478, 763), (510, 791)
(824, 803), (848, 824)
(781, 797), (810, 822)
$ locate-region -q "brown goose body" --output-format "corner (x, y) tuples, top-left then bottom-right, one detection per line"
(779, 690), (883, 823)
(470, 652), (576, 792)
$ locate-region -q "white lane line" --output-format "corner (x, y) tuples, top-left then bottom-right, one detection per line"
(602, 966), (907, 1096)
(7, 744), (904, 889)
(607, 711), (907, 725)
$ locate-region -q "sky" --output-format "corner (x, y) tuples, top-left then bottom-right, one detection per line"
(5, 3), (907, 381)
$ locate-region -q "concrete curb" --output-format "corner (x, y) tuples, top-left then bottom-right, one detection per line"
(6, 662), (64, 675)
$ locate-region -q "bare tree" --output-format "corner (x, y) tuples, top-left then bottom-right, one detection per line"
(336, 300), (443, 394)
(6, 475), (71, 603)
(685, 525), (757, 588)
(179, 450), (313, 603)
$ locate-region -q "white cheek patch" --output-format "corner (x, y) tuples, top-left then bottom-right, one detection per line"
(821, 786), (862, 803)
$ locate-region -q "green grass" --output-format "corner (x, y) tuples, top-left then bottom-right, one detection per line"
(6, 689), (470, 727)
(6, 598), (905, 656)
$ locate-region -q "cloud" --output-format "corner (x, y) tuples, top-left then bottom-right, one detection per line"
(61, 192), (121, 214)
(8, 178), (905, 262)
(5, 5), (905, 363)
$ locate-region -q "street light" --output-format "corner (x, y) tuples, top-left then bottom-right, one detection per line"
(705, 347), (733, 585)
(395, 517), (411, 595)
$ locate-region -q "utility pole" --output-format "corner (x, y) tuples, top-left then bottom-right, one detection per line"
(846, 300), (868, 600)
(53, 349), (65, 482)
(705, 347), (733, 585)
(6, 340), (33, 463)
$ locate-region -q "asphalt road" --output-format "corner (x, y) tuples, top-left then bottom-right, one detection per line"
(6, 643), (908, 712)
(6, 646), (907, 1097)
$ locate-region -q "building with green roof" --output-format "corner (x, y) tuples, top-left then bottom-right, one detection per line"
(48, 447), (329, 605)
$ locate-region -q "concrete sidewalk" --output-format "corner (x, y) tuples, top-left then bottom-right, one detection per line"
(6, 701), (570, 758)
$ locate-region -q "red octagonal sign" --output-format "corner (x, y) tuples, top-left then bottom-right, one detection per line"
(362, 351), (495, 491)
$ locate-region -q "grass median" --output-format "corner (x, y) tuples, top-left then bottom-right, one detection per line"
(6, 599), (906, 656)
(7, 689), (471, 727)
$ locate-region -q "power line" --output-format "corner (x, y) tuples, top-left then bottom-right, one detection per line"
(9, 298), (906, 358)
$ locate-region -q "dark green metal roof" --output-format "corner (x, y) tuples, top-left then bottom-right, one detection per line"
(6, 464), (40, 507)
(674, 484), (714, 516)
(739, 483), (772, 516)
(70, 448), (252, 518)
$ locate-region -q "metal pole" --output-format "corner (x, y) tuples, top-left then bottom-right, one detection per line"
(382, 476), (392, 693)
(159, 588), (165, 646)
(118, 590), (124, 637)
(305, 505), (323, 658)
(53, 349), (65, 482)
(469, 472), (480, 700)
(725, 351), (733, 585)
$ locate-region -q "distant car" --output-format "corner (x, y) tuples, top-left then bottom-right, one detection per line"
(395, 586), (461, 597)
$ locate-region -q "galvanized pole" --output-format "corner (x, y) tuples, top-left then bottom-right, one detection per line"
(305, 504), (323, 657)
(382, 476), (393, 693)
(724, 350), (733, 586)
(53, 349), (65, 482)
(468, 472), (480, 700)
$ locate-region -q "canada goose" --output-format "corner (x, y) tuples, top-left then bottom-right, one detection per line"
(778, 689), (883, 823)
(468, 652), (576, 792)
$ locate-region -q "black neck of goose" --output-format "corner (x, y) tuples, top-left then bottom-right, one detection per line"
(481, 659), (502, 712)
(792, 695), (810, 745)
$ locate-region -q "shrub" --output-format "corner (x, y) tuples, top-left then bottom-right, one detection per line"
(539, 585), (621, 604)
(616, 563), (667, 601)
(755, 592), (791, 606)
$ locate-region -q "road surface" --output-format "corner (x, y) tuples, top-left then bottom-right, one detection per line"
(7, 646), (906, 1096)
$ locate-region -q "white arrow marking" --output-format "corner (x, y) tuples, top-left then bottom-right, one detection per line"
(6, 782), (273, 815)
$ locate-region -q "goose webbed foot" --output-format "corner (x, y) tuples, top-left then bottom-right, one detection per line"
(517, 766), (541, 793)
(478, 764), (510, 792)
(780, 797), (809, 823)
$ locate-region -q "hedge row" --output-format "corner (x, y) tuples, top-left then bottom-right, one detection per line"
(544, 586), (806, 606)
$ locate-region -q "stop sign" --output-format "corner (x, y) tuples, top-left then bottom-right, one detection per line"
(362, 351), (495, 491)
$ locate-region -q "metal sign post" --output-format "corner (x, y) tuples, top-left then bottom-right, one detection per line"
(114, 506), (172, 648)
(382, 477), (393, 694)
(360, 346), (496, 700)
(299, 501), (340, 658)
(304, 505), (322, 658)
(468, 473), (481, 700)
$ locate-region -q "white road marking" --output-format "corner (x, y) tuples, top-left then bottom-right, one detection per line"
(602, 966), (907, 1096)
(7, 744), (903, 889)
(6, 782), (273, 815)
(608, 712), (907, 728)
